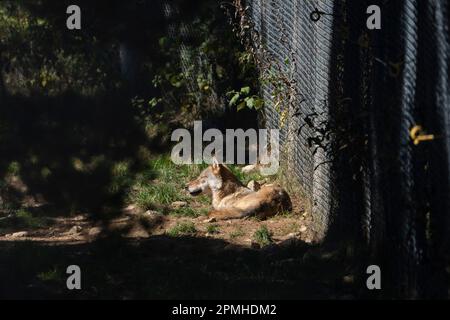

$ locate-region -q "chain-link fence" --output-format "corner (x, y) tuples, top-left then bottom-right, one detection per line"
(247, 0), (450, 298)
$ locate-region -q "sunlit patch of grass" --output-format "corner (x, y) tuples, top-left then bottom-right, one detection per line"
(227, 164), (265, 185)
(172, 207), (200, 217)
(196, 208), (209, 216)
(149, 155), (208, 182)
(167, 221), (196, 237)
(132, 183), (184, 210)
(253, 225), (273, 247)
(128, 155), (210, 213)
(149, 156), (177, 180)
(196, 194), (211, 205)
(111, 161), (131, 177)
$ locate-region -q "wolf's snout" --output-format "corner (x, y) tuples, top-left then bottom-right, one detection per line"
(186, 183), (203, 196)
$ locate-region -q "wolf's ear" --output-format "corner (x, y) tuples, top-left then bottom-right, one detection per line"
(212, 156), (220, 170)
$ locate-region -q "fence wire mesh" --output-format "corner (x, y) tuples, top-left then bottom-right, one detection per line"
(248, 0), (450, 298)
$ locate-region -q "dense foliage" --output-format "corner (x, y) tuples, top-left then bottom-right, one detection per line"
(0, 0), (260, 216)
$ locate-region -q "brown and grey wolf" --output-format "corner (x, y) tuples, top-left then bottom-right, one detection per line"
(186, 158), (292, 220)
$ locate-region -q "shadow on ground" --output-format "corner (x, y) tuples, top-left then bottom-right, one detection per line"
(0, 92), (166, 221)
(0, 233), (361, 299)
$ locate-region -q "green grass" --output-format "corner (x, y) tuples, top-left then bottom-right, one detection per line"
(128, 155), (210, 215)
(167, 221), (197, 237)
(196, 195), (211, 205)
(273, 210), (295, 219)
(126, 154), (268, 216)
(172, 207), (200, 217)
(253, 225), (273, 247)
(227, 165), (265, 185)
(197, 208), (210, 216)
(206, 224), (220, 234)
(230, 226), (244, 239)
(133, 183), (184, 209)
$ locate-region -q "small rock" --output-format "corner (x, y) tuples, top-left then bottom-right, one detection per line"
(67, 225), (82, 235)
(72, 215), (86, 221)
(304, 237), (313, 244)
(247, 180), (261, 191)
(144, 210), (159, 216)
(88, 227), (102, 236)
(11, 231), (28, 238)
(284, 232), (298, 239)
(123, 204), (136, 213)
(299, 225), (307, 232)
(241, 164), (257, 174)
(171, 201), (187, 209)
(343, 275), (355, 284)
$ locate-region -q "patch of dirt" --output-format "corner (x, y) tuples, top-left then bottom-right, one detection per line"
(0, 189), (316, 247)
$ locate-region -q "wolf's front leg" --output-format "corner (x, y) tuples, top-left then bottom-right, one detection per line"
(208, 208), (248, 220)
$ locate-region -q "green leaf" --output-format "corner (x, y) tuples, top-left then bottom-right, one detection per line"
(148, 97), (161, 108)
(215, 65), (225, 78)
(237, 101), (246, 111)
(254, 98), (264, 110)
(229, 93), (240, 106)
(170, 74), (183, 88)
(246, 97), (255, 109)
(240, 86), (250, 95)
(159, 37), (168, 48)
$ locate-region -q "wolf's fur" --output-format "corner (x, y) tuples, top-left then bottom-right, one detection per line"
(186, 160), (292, 220)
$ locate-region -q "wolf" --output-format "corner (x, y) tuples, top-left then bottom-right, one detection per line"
(186, 159), (292, 220)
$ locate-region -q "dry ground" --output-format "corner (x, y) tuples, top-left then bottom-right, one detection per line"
(0, 191), (314, 247)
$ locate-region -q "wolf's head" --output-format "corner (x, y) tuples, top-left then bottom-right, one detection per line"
(185, 158), (226, 196)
